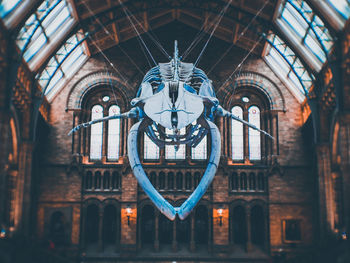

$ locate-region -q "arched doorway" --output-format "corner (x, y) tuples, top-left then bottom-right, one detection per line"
(141, 205), (155, 247)
(232, 205), (247, 246)
(159, 213), (173, 246)
(251, 205), (265, 247)
(85, 204), (99, 246)
(102, 205), (117, 250)
(49, 211), (66, 247)
(195, 205), (209, 245)
(176, 216), (190, 249)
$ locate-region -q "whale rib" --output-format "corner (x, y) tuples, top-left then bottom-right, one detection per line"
(128, 120), (177, 220)
(177, 119), (221, 219)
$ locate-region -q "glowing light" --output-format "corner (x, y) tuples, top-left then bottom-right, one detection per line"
(341, 232), (347, 240)
(242, 96), (250, 103)
(102, 95), (110, 102)
(0, 229), (6, 238)
(217, 208), (223, 216)
(126, 207), (132, 215)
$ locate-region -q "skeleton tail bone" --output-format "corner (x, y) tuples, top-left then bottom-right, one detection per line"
(68, 108), (138, 136)
(216, 106), (274, 140)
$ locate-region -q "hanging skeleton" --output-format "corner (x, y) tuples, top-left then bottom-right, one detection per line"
(69, 41), (273, 220)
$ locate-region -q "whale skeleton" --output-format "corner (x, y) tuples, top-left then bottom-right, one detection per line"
(69, 41), (273, 220)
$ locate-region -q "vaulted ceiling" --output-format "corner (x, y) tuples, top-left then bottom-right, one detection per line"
(1, 0), (349, 102)
(74, 0), (275, 55)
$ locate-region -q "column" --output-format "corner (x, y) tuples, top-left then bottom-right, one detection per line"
(246, 209), (252, 252)
(154, 211), (159, 252)
(115, 209), (120, 252)
(315, 143), (332, 242)
(98, 209), (103, 252)
(17, 141), (34, 236)
(81, 207), (87, 250)
(172, 219), (177, 251)
(190, 214), (195, 251)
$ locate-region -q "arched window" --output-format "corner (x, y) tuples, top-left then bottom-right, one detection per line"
(107, 105), (120, 161)
(230, 172), (239, 191)
(230, 90), (269, 163)
(240, 172), (247, 191)
(94, 171), (101, 190)
(168, 172), (174, 190)
(158, 172), (165, 190)
(103, 171), (110, 190)
(144, 133), (159, 160)
(85, 171), (92, 190)
(112, 171), (121, 190)
(176, 172), (183, 190)
(231, 106), (244, 160)
(249, 173), (256, 191)
(185, 172), (192, 190)
(90, 105), (103, 160)
(248, 106), (261, 160)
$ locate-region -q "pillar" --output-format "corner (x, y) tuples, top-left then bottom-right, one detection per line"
(98, 209), (103, 252)
(172, 219), (177, 251)
(190, 213), (195, 251)
(154, 211), (159, 252)
(246, 208), (252, 252)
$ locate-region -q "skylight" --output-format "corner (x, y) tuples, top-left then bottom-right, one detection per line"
(38, 33), (87, 99)
(279, 0), (333, 65)
(16, 0), (74, 63)
(265, 34), (314, 101)
(0, 0), (21, 18)
(327, 0), (350, 19)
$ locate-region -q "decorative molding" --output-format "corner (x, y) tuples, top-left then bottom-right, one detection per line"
(220, 71), (286, 111)
(66, 71), (132, 111)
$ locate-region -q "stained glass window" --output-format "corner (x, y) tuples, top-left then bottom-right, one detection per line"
(144, 133), (159, 159)
(107, 105), (120, 161)
(90, 105), (103, 160)
(165, 128), (186, 160)
(231, 106), (244, 160)
(248, 106), (261, 160)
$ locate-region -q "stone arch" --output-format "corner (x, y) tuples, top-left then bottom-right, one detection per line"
(66, 71), (132, 111)
(221, 71), (286, 111)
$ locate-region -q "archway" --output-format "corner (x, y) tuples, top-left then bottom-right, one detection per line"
(103, 205), (117, 249)
(159, 213), (173, 246)
(195, 205), (209, 245)
(141, 205), (155, 246)
(232, 205), (247, 245)
(85, 204), (99, 245)
(251, 205), (265, 247)
(49, 211), (66, 247)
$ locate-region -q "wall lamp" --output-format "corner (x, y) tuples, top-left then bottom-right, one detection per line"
(126, 206), (133, 225)
(217, 208), (223, 226)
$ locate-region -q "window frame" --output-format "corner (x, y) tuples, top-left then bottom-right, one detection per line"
(228, 89), (270, 165)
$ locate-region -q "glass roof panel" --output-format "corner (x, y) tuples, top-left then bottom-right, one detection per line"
(265, 34), (314, 97)
(278, 0), (334, 66)
(38, 32), (87, 98)
(16, 0), (74, 63)
(327, 0), (350, 19)
(0, 0), (21, 18)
